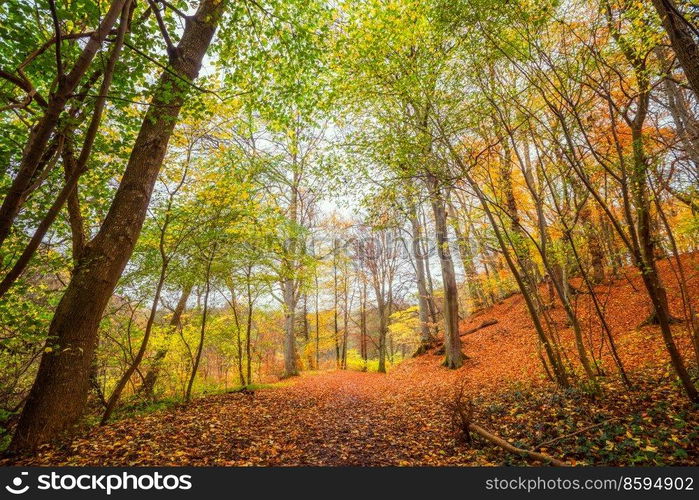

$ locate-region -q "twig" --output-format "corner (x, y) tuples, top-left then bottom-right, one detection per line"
(535, 418), (620, 449)
(147, 0), (177, 57)
(48, 0), (63, 77)
(462, 319), (498, 336)
(157, 0), (188, 20)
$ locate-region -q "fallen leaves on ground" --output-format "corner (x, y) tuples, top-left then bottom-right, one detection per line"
(3, 254), (698, 466)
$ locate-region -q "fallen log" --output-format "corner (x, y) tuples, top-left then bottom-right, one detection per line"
(448, 382), (568, 467)
(469, 422), (569, 467)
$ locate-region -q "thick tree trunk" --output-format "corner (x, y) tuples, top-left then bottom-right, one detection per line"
(9, 0), (225, 453)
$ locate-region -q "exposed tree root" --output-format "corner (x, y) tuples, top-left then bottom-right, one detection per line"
(461, 319), (499, 336)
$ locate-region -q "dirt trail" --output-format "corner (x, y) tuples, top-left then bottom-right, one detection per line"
(8, 370), (482, 466)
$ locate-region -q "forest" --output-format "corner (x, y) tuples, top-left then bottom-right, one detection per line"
(0, 0), (697, 467)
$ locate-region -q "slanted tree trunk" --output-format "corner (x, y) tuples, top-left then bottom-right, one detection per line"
(229, 288), (246, 387)
(9, 0), (226, 453)
(651, 0), (699, 99)
(186, 250), (215, 402)
(140, 284), (192, 399)
(0, 1), (131, 298)
(449, 202), (484, 310)
(101, 259), (169, 424)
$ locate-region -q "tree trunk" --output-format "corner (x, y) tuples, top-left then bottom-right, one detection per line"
(427, 174), (463, 369)
(408, 203), (433, 352)
(246, 279), (254, 385)
(651, 0), (699, 99)
(0, 2), (131, 298)
(282, 277), (299, 378)
(229, 289), (246, 387)
(9, 0), (225, 453)
(450, 204), (483, 310)
(186, 252), (215, 402)
(341, 273), (349, 369)
(101, 259), (168, 424)
(333, 238), (341, 368)
(360, 279), (368, 370)
(314, 271), (320, 370)
(140, 284), (192, 399)
(377, 297), (387, 373)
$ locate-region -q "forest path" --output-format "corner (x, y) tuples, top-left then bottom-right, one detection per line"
(15, 369), (481, 466)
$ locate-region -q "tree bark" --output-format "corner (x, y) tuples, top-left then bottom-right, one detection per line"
(427, 174), (463, 369)
(651, 0), (699, 99)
